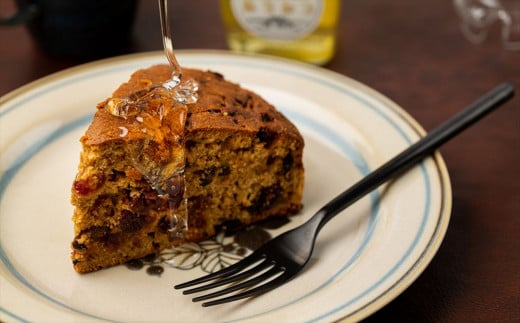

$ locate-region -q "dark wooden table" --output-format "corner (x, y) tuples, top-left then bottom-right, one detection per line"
(1, 1), (518, 322)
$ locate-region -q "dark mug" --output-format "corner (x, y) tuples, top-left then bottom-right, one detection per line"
(0, 0), (138, 59)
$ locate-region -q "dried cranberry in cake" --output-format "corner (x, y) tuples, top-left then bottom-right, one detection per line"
(73, 173), (105, 196)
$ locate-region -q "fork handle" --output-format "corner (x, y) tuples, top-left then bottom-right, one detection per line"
(315, 83), (515, 232)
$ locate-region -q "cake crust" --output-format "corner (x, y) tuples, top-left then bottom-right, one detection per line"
(84, 66), (301, 146)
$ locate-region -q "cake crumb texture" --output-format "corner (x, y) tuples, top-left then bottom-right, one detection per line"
(71, 65), (304, 273)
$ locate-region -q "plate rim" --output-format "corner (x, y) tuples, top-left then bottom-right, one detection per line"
(0, 50), (452, 322)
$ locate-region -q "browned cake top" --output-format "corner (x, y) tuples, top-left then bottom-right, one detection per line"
(83, 65), (303, 146)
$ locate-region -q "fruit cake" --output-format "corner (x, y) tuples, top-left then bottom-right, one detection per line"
(70, 65), (304, 273)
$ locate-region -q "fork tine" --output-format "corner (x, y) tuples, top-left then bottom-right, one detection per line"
(174, 251), (265, 289)
(199, 269), (291, 307)
(192, 266), (284, 303)
(182, 258), (273, 295)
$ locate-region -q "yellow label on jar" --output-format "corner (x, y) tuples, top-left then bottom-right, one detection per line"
(230, 0), (324, 40)
(220, 0), (340, 64)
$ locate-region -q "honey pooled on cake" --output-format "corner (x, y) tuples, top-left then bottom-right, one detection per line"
(70, 65), (304, 273)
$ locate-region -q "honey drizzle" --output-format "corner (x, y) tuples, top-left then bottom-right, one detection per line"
(102, 0), (199, 238)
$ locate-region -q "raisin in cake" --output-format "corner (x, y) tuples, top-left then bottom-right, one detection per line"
(71, 65), (304, 273)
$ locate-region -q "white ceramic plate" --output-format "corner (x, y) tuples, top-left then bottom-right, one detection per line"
(0, 51), (451, 322)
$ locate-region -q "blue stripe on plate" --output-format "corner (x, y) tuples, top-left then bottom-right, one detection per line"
(0, 307), (30, 323)
(0, 64), (135, 119)
(0, 54), (432, 322)
(0, 115), (111, 322)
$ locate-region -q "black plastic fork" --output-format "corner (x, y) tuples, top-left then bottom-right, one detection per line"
(175, 83), (514, 307)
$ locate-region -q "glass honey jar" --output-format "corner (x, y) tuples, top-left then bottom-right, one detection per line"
(219, 0), (341, 64)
